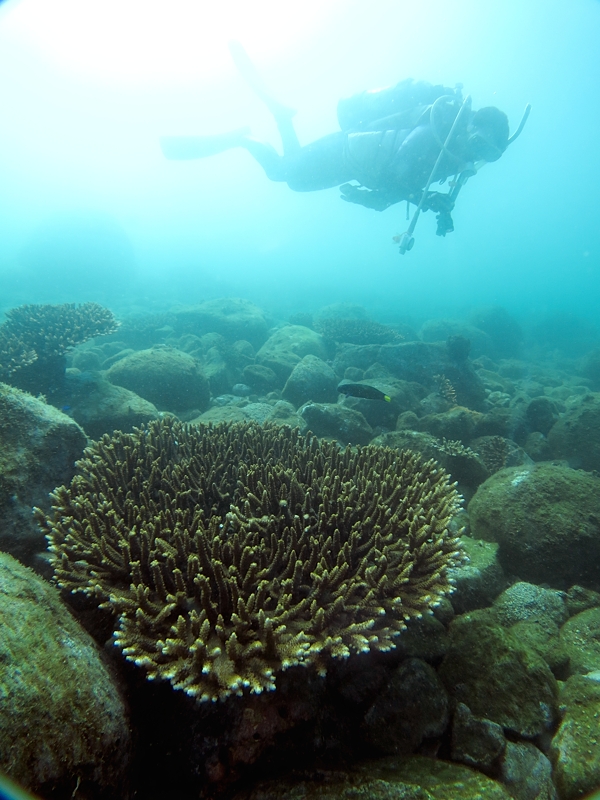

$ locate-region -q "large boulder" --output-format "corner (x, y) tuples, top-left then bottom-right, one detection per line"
(107, 346), (210, 412)
(468, 463), (600, 590)
(282, 355), (338, 408)
(550, 674), (600, 800)
(299, 402), (373, 445)
(231, 755), (513, 800)
(559, 607), (600, 675)
(256, 326), (328, 383)
(420, 318), (492, 358)
(172, 298), (269, 350)
(334, 341), (487, 410)
(362, 658), (449, 755)
(0, 552), (130, 797)
(0, 383), (87, 567)
(547, 392), (600, 471)
(66, 371), (159, 439)
(438, 609), (558, 739)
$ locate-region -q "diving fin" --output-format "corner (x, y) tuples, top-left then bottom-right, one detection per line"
(228, 40), (296, 120)
(160, 127), (250, 160)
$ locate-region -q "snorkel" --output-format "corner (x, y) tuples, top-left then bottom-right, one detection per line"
(397, 101), (531, 255)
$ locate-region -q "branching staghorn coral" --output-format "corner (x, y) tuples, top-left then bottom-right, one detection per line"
(0, 331), (37, 378)
(39, 419), (464, 702)
(433, 373), (458, 406)
(434, 438), (477, 459)
(0, 302), (118, 378)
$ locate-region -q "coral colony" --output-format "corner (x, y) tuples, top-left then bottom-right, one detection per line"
(39, 419), (464, 702)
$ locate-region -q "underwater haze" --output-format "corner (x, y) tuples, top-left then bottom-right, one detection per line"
(0, 0), (599, 329)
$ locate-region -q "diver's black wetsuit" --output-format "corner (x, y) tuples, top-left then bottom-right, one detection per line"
(240, 79), (476, 217)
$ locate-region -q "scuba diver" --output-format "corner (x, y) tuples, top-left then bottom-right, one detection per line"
(161, 42), (530, 253)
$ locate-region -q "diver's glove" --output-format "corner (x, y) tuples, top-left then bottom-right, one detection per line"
(420, 191), (455, 236)
(435, 209), (455, 236)
(339, 183), (394, 211)
(421, 190), (455, 214)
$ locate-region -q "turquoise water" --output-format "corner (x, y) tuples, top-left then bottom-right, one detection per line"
(2, 4), (600, 797)
(0, 0), (598, 332)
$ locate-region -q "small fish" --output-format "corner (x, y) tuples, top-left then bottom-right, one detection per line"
(337, 382), (391, 402)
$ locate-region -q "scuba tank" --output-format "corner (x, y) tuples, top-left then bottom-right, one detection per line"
(337, 78), (460, 132)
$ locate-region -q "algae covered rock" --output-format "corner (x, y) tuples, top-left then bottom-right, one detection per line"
(489, 582), (570, 679)
(363, 658), (449, 755)
(231, 755), (513, 799)
(492, 581), (569, 628)
(282, 354), (338, 408)
(448, 536), (506, 614)
(242, 363), (279, 393)
(0, 382), (87, 566)
(468, 463), (600, 590)
(498, 741), (556, 800)
(257, 325), (328, 382)
(334, 341), (487, 410)
(550, 673), (600, 800)
(299, 401), (373, 445)
(172, 297), (269, 349)
(107, 346), (210, 412)
(548, 392), (600, 471)
(451, 702), (506, 773)
(0, 551), (130, 797)
(438, 609), (558, 738)
(66, 371), (159, 439)
(559, 607), (600, 675)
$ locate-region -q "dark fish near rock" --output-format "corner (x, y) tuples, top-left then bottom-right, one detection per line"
(337, 382), (391, 402)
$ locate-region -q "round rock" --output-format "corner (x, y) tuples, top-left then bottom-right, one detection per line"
(107, 346), (210, 412)
(282, 355), (338, 408)
(0, 552), (130, 797)
(256, 325), (327, 382)
(468, 463), (600, 590)
(548, 392), (600, 471)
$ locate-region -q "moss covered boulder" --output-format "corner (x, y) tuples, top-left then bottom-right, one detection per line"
(256, 325), (328, 383)
(0, 383), (87, 567)
(66, 371), (159, 439)
(0, 552), (130, 797)
(468, 463), (600, 590)
(438, 609), (558, 738)
(559, 607), (600, 675)
(550, 674), (600, 800)
(548, 392), (600, 471)
(232, 755), (513, 799)
(282, 354), (338, 408)
(172, 298), (269, 350)
(107, 346), (210, 412)
(299, 402), (373, 445)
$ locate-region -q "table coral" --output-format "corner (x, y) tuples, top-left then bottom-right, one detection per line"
(39, 419), (464, 702)
(0, 302), (118, 379)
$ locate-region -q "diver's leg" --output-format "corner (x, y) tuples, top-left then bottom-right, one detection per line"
(272, 111), (301, 157)
(228, 40), (300, 156)
(240, 132), (352, 190)
(240, 139), (289, 182)
(283, 133), (354, 191)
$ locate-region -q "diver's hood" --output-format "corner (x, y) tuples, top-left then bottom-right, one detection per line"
(467, 106), (510, 162)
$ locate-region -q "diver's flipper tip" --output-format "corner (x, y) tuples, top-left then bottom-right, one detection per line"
(227, 39), (295, 121)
